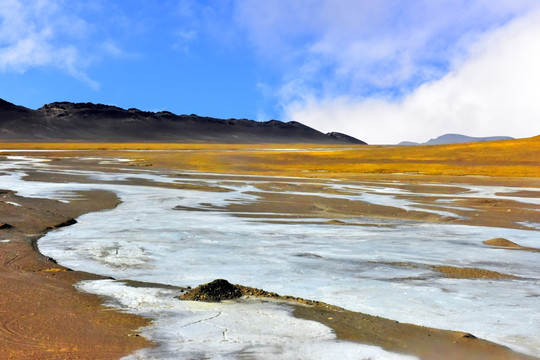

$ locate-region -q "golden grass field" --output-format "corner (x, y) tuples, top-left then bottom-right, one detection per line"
(1, 134), (539, 178)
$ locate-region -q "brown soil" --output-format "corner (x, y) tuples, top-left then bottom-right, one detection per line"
(483, 238), (540, 252)
(450, 198), (540, 230)
(220, 188), (540, 230)
(431, 265), (518, 279)
(372, 261), (519, 280)
(294, 304), (537, 360)
(0, 190), (152, 359)
(495, 190), (540, 198)
(485, 238), (524, 247)
(226, 191), (452, 224)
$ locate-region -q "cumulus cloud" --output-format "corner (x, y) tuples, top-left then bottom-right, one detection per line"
(287, 8), (540, 144)
(0, 0), (117, 88)
(236, 1), (536, 98)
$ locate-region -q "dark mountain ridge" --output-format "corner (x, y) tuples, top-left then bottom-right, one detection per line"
(0, 99), (366, 144)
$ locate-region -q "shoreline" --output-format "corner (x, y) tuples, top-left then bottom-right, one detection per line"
(1, 152), (539, 359)
(0, 188), (153, 359)
(181, 279), (539, 360)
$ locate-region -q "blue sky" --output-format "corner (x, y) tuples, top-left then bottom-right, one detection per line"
(2, 0), (540, 144)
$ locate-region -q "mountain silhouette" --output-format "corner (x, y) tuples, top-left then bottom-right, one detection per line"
(0, 99), (366, 144)
(398, 133), (513, 146)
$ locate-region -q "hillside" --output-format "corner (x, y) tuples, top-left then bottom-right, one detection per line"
(0, 99), (366, 144)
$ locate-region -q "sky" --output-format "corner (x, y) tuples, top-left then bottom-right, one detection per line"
(1, 0), (540, 144)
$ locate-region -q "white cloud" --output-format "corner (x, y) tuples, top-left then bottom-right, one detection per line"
(232, 1), (540, 141)
(0, 0), (102, 88)
(287, 8), (540, 144)
(235, 0), (540, 101)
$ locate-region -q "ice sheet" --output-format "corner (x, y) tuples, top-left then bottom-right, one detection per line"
(37, 187), (540, 355)
(76, 280), (417, 360)
(516, 221), (540, 230)
(1, 155), (539, 357)
(4, 201), (21, 206)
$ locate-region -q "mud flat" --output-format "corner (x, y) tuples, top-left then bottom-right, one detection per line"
(483, 237), (540, 252)
(1, 149), (539, 359)
(0, 189), (152, 359)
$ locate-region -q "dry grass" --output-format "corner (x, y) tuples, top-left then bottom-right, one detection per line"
(1, 135), (539, 178)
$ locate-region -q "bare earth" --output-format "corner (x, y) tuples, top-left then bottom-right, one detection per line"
(1, 150), (539, 359)
(0, 189), (152, 359)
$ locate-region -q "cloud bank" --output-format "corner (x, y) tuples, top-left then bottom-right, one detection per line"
(285, 8), (540, 144)
(234, 0), (540, 143)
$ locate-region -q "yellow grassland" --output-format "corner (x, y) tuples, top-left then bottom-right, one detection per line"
(1, 135), (539, 178)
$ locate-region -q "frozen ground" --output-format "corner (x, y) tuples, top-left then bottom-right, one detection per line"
(1, 155), (539, 358)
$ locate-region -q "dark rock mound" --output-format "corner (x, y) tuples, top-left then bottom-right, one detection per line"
(45, 218), (77, 231)
(0, 222), (13, 229)
(179, 279), (320, 306)
(179, 279), (242, 302)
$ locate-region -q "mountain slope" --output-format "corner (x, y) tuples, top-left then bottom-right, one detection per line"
(0, 99), (366, 144)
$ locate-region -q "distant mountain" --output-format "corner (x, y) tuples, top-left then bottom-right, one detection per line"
(0, 99), (366, 144)
(398, 133), (513, 146)
(397, 141), (420, 146)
